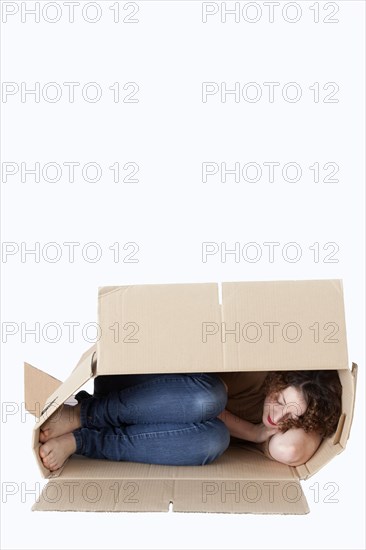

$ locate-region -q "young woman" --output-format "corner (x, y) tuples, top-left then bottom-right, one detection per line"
(38, 370), (342, 472)
(217, 370), (342, 466)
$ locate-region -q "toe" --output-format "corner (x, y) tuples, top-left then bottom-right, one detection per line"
(43, 452), (54, 468)
(39, 445), (46, 458)
(42, 455), (49, 467)
(48, 457), (58, 470)
(39, 442), (51, 458)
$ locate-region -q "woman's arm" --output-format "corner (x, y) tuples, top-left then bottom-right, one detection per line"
(218, 409), (322, 466)
(218, 409), (278, 443)
(266, 428), (322, 466)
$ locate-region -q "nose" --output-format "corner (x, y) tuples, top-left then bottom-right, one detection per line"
(269, 404), (289, 425)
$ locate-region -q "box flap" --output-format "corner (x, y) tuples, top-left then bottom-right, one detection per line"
(171, 479), (308, 514)
(38, 344), (97, 420)
(24, 363), (62, 418)
(221, 279), (348, 371)
(32, 345), (97, 478)
(32, 478), (308, 514)
(32, 447), (309, 514)
(97, 283), (222, 374)
(98, 285), (127, 297)
(32, 479), (172, 512)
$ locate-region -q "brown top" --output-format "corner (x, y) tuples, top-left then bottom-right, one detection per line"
(217, 371), (269, 423)
(217, 371), (274, 459)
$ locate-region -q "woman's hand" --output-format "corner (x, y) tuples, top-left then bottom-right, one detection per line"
(251, 422), (279, 443)
(218, 409), (279, 443)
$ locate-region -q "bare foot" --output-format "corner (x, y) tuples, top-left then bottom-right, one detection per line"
(40, 403), (81, 442)
(39, 433), (77, 471)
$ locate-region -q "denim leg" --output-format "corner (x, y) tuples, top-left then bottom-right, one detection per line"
(79, 373), (227, 428)
(75, 374), (151, 403)
(73, 417), (230, 466)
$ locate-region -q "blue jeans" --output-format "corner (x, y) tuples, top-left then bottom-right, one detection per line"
(73, 373), (230, 466)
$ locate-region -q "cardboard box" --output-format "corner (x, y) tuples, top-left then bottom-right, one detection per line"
(24, 279), (357, 514)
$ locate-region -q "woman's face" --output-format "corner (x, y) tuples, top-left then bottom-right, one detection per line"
(262, 385), (308, 428)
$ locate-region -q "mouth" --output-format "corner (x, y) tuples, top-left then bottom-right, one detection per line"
(267, 414), (277, 426)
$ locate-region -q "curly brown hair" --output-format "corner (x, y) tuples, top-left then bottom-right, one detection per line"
(263, 370), (342, 438)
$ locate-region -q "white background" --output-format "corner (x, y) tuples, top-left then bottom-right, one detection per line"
(1, 1), (365, 548)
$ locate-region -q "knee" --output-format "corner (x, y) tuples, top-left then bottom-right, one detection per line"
(214, 377), (229, 411)
(201, 419), (231, 465)
(191, 374), (228, 420)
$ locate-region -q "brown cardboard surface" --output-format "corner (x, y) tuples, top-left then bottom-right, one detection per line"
(54, 446), (298, 481)
(34, 448), (308, 513)
(221, 279), (348, 371)
(32, 480), (172, 512)
(25, 279), (356, 514)
(170, 479), (308, 514)
(296, 364), (357, 480)
(24, 363), (62, 418)
(37, 344), (96, 424)
(97, 283), (222, 374)
(32, 479), (308, 514)
(97, 279), (348, 375)
(339, 364), (358, 447)
(26, 345), (96, 476)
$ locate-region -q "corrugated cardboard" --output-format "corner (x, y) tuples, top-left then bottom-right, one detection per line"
(24, 279), (357, 514)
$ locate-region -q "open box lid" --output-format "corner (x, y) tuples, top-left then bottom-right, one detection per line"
(96, 279), (349, 374)
(25, 344), (97, 422)
(96, 282), (223, 374)
(25, 345), (97, 478)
